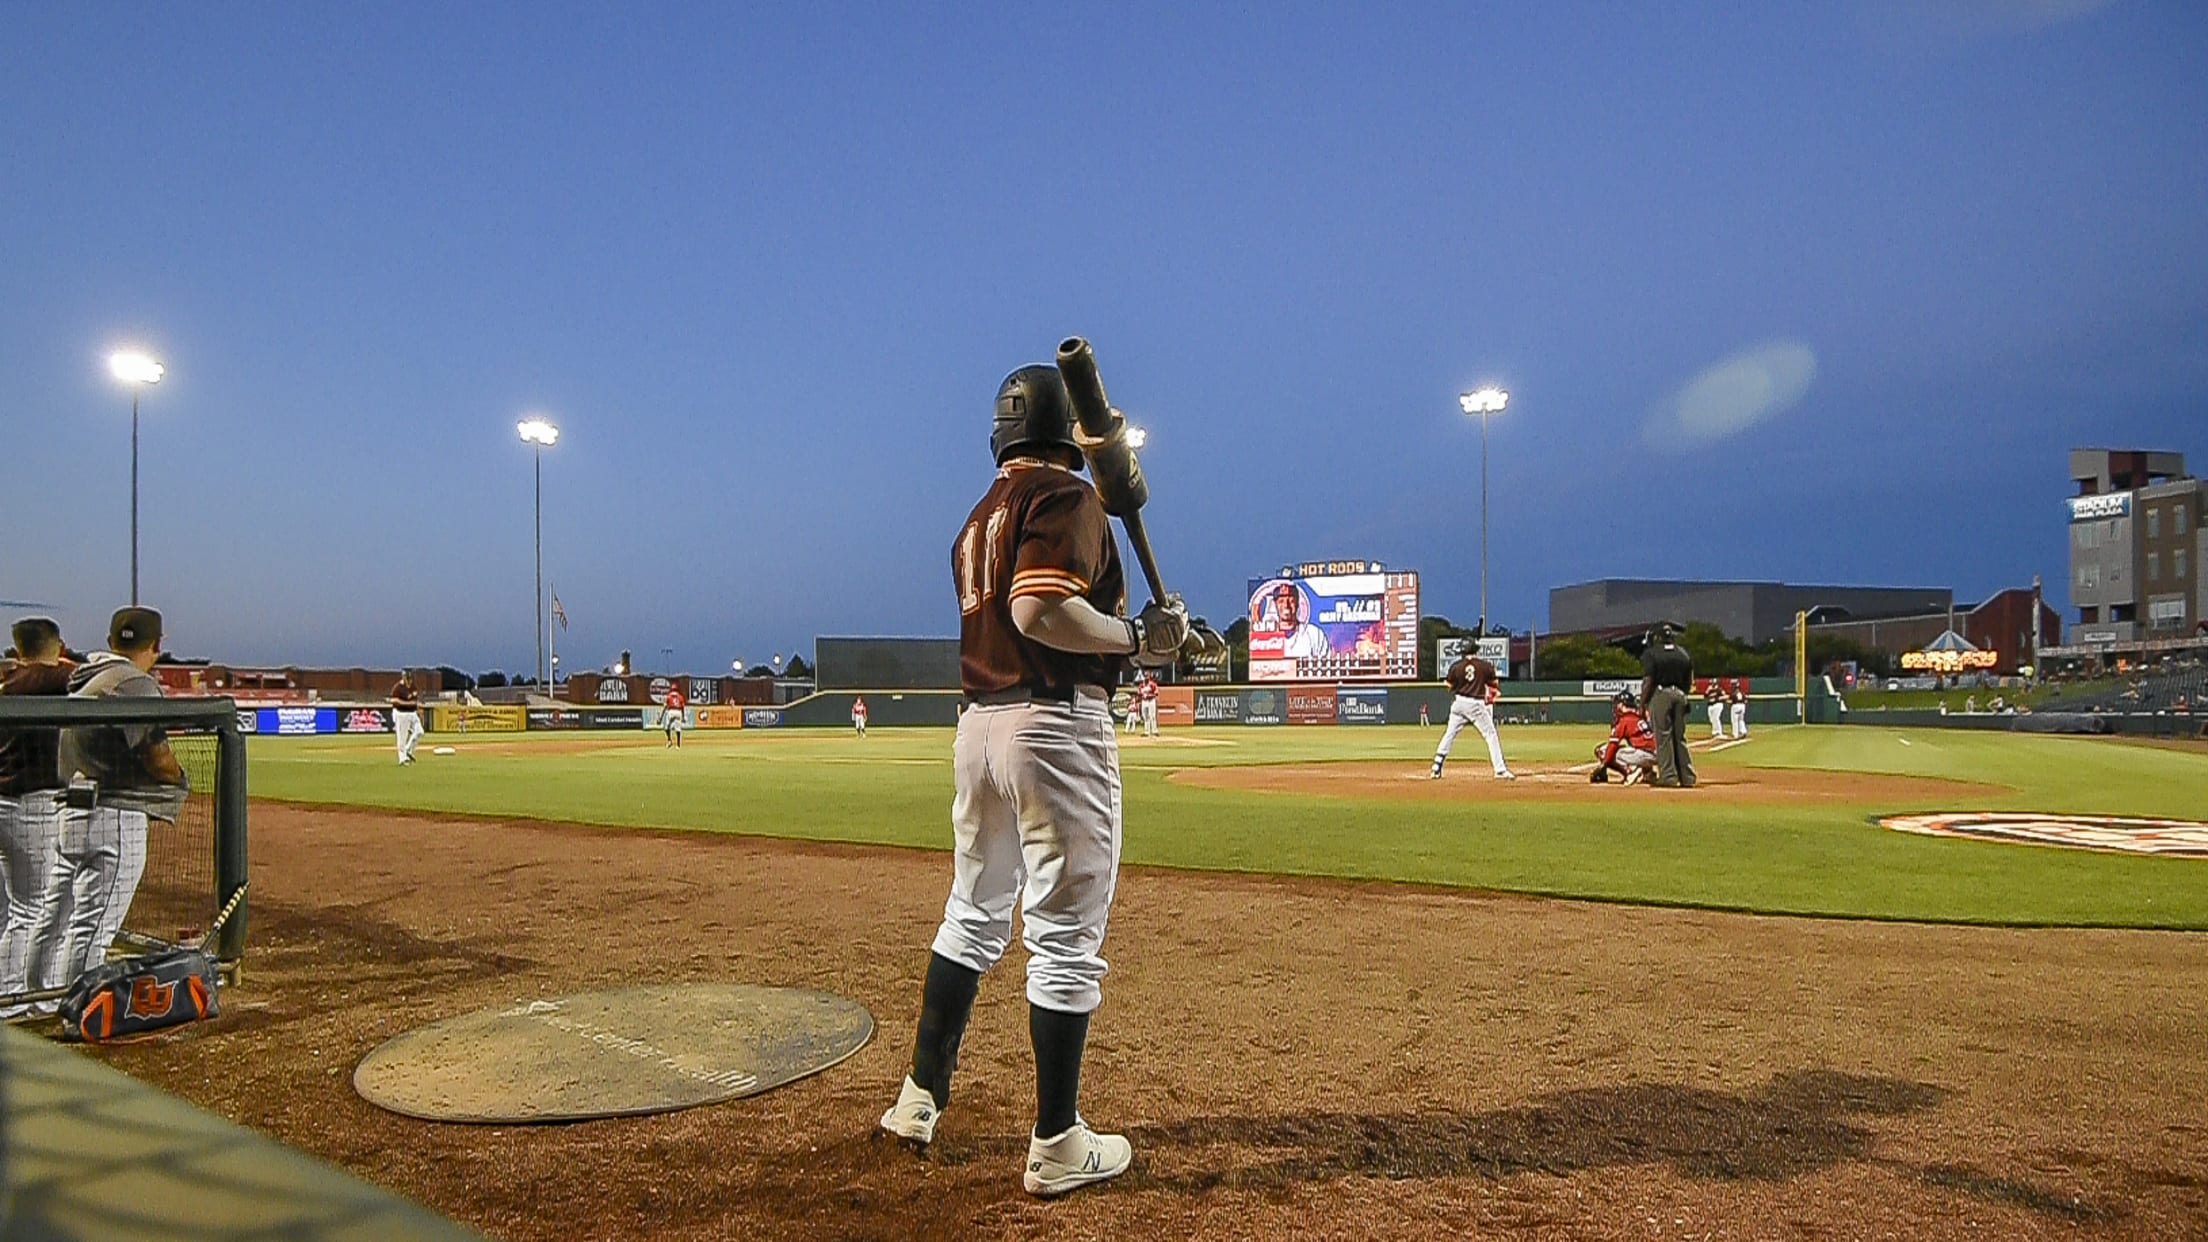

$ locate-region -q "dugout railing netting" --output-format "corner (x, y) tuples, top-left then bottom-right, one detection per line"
(0, 696), (248, 1012)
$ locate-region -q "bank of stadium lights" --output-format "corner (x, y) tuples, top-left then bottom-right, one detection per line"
(518, 416), (561, 689)
(1125, 425), (1148, 449)
(109, 349), (166, 604)
(1458, 387), (1509, 635)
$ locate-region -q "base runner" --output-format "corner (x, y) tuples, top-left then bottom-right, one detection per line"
(1589, 691), (1658, 785)
(878, 362), (1186, 1197)
(1430, 649), (1513, 779)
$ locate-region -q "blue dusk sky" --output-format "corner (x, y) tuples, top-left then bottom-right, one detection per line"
(3, 2), (2202, 674)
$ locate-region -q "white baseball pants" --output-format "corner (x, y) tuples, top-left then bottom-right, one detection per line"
(0, 791), (63, 1005)
(25, 804), (148, 997)
(394, 710), (423, 762)
(1730, 702), (1748, 737)
(1434, 695), (1508, 775)
(932, 693), (1121, 1014)
(1140, 699), (1158, 737)
(1708, 703), (1727, 738)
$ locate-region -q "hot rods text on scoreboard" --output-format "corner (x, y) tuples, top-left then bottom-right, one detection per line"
(1246, 560), (1421, 682)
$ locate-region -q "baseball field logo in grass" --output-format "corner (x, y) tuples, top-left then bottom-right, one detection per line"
(1881, 813), (2208, 858)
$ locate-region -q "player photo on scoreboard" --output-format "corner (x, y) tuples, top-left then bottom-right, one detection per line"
(1246, 569), (1420, 682)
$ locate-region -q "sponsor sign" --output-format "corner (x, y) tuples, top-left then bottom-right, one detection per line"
(743, 708), (784, 729)
(1882, 812), (2208, 858)
(1194, 691), (1242, 724)
(1286, 684), (1338, 724)
(258, 706), (337, 736)
(687, 677), (719, 706)
(648, 677), (673, 701)
(1152, 686), (1196, 726)
(1248, 566), (1421, 682)
(428, 704), (526, 733)
(340, 707), (393, 734)
(1583, 679), (1639, 698)
(1336, 687), (1389, 724)
(1241, 688), (1284, 726)
(2066, 493), (2131, 522)
(1900, 649), (1999, 672)
(596, 680), (631, 703)
(524, 707), (643, 730)
(695, 706), (748, 729)
(235, 710), (258, 734)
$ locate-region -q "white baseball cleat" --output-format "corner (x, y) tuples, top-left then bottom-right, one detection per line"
(878, 1076), (941, 1147)
(1024, 1120), (1132, 1196)
(1494, 770), (1517, 780)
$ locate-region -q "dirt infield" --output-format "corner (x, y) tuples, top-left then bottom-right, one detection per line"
(1172, 760), (2009, 805)
(75, 803), (2208, 1241)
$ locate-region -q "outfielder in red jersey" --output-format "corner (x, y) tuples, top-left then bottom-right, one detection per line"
(879, 362), (1187, 1197)
(662, 684), (686, 748)
(851, 695), (868, 737)
(1591, 691), (1658, 784)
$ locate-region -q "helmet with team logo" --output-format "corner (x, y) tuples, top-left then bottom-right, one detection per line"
(991, 364), (1080, 464)
(1613, 690), (1638, 711)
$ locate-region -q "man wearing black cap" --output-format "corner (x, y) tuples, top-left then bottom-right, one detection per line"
(26, 607), (188, 998)
(1639, 621), (1696, 788)
(1, 617), (75, 1002)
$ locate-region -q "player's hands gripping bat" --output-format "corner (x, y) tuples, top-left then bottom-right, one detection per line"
(1055, 337), (1229, 661)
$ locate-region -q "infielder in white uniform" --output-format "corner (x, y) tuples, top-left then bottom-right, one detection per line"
(26, 608), (188, 1008)
(1431, 651), (1513, 779)
(1705, 682), (1728, 740)
(388, 673), (423, 763)
(879, 363), (1187, 1197)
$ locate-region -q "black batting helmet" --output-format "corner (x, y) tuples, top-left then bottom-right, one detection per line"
(1614, 689), (1638, 709)
(991, 365), (1079, 464)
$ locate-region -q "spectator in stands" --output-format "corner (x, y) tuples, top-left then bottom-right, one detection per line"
(27, 607), (189, 1002)
(1, 617), (75, 1009)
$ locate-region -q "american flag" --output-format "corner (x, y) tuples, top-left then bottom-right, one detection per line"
(551, 592), (568, 632)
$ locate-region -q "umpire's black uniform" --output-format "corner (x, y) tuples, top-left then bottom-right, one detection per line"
(1640, 624), (1696, 788)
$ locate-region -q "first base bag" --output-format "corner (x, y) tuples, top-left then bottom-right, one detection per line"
(59, 946), (220, 1043)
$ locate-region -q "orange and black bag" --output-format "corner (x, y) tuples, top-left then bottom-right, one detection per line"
(59, 945), (220, 1043)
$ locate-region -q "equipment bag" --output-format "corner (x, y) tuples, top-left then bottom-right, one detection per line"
(59, 945), (220, 1043)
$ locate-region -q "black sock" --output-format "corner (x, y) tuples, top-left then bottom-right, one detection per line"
(910, 953), (981, 1108)
(1030, 1002), (1092, 1139)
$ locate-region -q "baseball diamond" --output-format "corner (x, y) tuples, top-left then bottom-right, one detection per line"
(14, 723), (2195, 1241)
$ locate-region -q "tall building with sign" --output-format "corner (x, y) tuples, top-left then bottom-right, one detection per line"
(2067, 448), (2205, 646)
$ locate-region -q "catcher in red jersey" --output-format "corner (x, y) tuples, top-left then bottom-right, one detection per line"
(1590, 690), (1658, 784)
(879, 362), (1185, 1198)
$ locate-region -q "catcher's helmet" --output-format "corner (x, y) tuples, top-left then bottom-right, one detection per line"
(991, 365), (1079, 465)
(1613, 690), (1638, 709)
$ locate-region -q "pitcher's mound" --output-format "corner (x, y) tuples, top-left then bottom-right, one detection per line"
(1172, 761), (2003, 805)
(354, 984), (872, 1123)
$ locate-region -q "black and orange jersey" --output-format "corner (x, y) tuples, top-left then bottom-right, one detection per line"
(1445, 656), (1497, 699)
(953, 458), (1127, 696)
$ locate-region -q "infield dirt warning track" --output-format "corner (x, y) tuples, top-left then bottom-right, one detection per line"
(82, 804), (2208, 1241)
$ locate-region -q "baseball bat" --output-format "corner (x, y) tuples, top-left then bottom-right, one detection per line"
(1055, 337), (1226, 658)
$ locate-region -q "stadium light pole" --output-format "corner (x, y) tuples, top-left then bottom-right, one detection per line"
(1458, 387), (1509, 635)
(518, 417), (561, 690)
(109, 350), (166, 604)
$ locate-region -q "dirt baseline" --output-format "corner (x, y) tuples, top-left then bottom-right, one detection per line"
(74, 804), (2208, 1241)
(1172, 759), (2010, 804)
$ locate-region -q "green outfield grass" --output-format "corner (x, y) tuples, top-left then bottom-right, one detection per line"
(246, 724), (2208, 929)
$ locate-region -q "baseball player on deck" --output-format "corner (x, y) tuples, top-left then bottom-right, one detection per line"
(879, 361), (1187, 1196)
(1430, 649), (1513, 779)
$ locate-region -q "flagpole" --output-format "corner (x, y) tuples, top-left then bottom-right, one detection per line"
(548, 581), (557, 703)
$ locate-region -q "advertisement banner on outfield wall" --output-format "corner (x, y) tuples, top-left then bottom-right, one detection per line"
(1155, 686), (1196, 726)
(1437, 637), (1512, 678)
(527, 707), (644, 731)
(258, 706), (338, 735)
(428, 704), (526, 733)
(1583, 679), (1639, 698)
(1286, 684), (1337, 724)
(743, 708), (785, 728)
(695, 706), (747, 729)
(1336, 687), (1388, 724)
(1194, 691), (1242, 724)
(339, 707), (393, 733)
(235, 710), (258, 734)
(1240, 688), (1285, 726)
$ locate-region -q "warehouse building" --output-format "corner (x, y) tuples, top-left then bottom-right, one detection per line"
(1548, 579), (1952, 647)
